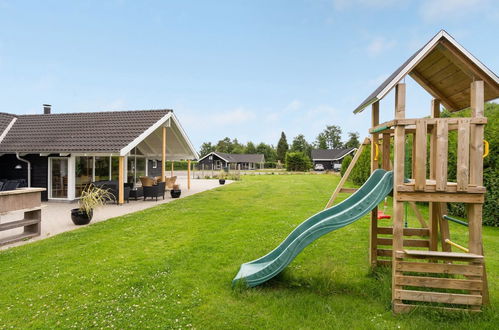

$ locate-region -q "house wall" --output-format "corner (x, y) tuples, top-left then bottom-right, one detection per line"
(147, 159), (162, 177)
(197, 155), (228, 170)
(0, 153), (49, 200)
(313, 159), (344, 171)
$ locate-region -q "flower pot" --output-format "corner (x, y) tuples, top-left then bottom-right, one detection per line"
(71, 208), (93, 225)
(170, 189), (181, 198)
(219, 179), (226, 185)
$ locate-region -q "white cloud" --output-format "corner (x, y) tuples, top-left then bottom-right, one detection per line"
(285, 99), (303, 111)
(420, 0), (490, 21)
(211, 107), (256, 126)
(367, 37), (396, 56)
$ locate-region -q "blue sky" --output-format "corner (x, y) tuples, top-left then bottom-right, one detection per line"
(1, 0), (499, 149)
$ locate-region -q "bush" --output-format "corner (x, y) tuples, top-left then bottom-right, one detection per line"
(264, 162), (278, 168)
(349, 145), (371, 186)
(340, 155), (352, 177)
(285, 152), (312, 172)
(166, 161), (197, 170)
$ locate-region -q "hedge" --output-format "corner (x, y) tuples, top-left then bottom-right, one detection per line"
(285, 152), (312, 172)
(165, 161), (198, 171)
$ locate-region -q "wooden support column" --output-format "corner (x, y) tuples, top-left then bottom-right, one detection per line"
(187, 160), (191, 190)
(171, 162), (174, 177)
(162, 126), (167, 182)
(382, 133), (390, 170)
(392, 83), (406, 311)
(118, 156), (125, 204)
(469, 80), (484, 255)
(468, 80), (489, 305)
(429, 99), (442, 251)
(369, 101), (379, 268)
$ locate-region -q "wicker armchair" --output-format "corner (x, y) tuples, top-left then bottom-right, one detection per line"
(139, 176), (155, 187)
(143, 181), (166, 201)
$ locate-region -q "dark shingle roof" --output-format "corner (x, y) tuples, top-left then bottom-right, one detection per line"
(0, 113), (17, 138)
(213, 152), (265, 163)
(0, 109), (171, 153)
(311, 148), (356, 161)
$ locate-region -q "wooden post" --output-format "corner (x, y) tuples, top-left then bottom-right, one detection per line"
(469, 80), (484, 255)
(171, 161), (174, 177)
(468, 80), (489, 305)
(118, 156), (125, 204)
(382, 133), (390, 170)
(369, 101), (379, 267)
(187, 160), (191, 189)
(429, 99), (441, 251)
(392, 83), (406, 311)
(162, 127), (167, 182)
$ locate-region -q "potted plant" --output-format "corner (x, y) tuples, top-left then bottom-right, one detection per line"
(170, 184), (181, 198)
(218, 171), (226, 185)
(71, 184), (113, 225)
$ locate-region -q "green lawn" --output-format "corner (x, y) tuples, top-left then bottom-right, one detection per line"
(0, 175), (498, 329)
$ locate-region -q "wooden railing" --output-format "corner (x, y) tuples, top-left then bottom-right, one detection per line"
(370, 117), (487, 194)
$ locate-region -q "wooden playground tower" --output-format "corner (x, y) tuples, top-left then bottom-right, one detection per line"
(331, 31), (499, 313)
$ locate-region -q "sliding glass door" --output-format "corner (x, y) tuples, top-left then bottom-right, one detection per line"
(50, 158), (69, 199)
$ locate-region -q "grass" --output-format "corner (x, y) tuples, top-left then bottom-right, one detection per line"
(0, 174), (498, 329)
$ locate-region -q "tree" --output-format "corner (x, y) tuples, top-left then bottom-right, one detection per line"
(276, 132), (289, 162)
(291, 134), (312, 157)
(215, 137), (232, 153)
(257, 142), (277, 162)
(199, 142), (215, 157)
(344, 132), (360, 148)
(324, 125), (343, 148)
(245, 141), (257, 154)
(285, 152), (312, 171)
(314, 132), (327, 149)
(231, 138), (244, 154)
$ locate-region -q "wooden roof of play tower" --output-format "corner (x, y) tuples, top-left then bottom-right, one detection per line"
(354, 30), (499, 113)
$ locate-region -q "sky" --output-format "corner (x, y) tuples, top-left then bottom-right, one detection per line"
(1, 0), (499, 150)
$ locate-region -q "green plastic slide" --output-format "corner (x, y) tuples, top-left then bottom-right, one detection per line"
(232, 169), (394, 287)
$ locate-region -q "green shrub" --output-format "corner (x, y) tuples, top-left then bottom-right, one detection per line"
(264, 161), (278, 168)
(340, 155), (352, 177)
(349, 145), (371, 186)
(285, 152), (312, 172)
(166, 161), (197, 170)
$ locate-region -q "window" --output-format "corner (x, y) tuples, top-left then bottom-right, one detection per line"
(152, 160), (158, 169)
(94, 156), (110, 181)
(75, 156), (93, 197)
(111, 157), (119, 181)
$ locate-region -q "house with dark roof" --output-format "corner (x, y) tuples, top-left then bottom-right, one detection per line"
(197, 151), (265, 170)
(311, 148), (356, 171)
(0, 105), (198, 202)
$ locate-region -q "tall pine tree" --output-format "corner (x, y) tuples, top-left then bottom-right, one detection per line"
(276, 131), (289, 162)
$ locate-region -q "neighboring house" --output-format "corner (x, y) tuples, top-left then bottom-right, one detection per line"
(0, 106), (198, 201)
(311, 148), (356, 171)
(198, 152), (265, 170)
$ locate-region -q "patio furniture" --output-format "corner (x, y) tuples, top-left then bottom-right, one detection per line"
(165, 176), (177, 190)
(139, 176), (155, 187)
(143, 181), (166, 201)
(91, 180), (130, 204)
(129, 188), (144, 201)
